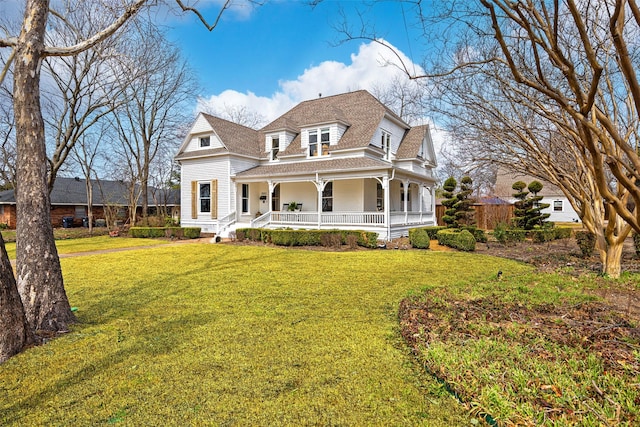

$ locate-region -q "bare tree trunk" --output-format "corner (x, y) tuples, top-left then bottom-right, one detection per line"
(603, 241), (625, 278)
(0, 233), (35, 363)
(13, 0), (75, 333)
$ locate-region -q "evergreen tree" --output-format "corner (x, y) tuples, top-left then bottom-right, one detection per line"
(512, 181), (530, 228)
(453, 175), (475, 226)
(441, 176), (458, 227)
(525, 180), (550, 228)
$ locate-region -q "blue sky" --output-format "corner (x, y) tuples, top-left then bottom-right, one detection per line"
(165, 0), (429, 123)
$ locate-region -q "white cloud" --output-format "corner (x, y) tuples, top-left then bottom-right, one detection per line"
(197, 39), (426, 123)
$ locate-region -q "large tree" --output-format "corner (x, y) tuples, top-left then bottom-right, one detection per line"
(0, 0), (234, 361)
(109, 23), (197, 224)
(341, 0), (640, 277)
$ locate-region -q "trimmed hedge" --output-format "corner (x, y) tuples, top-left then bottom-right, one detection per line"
(575, 230), (595, 257)
(408, 228), (430, 249)
(633, 232), (640, 257)
(554, 227), (573, 240)
(129, 227), (201, 239)
(436, 229), (476, 251)
(462, 226), (487, 243)
(492, 227), (526, 244)
(528, 228), (556, 243)
(235, 228), (378, 249)
(422, 226), (447, 240)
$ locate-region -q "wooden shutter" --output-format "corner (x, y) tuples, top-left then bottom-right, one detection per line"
(211, 179), (218, 219)
(191, 181), (197, 219)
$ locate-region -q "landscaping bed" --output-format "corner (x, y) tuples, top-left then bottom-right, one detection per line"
(399, 236), (640, 426)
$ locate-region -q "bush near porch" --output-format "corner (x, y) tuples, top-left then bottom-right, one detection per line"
(129, 226), (201, 239)
(235, 228), (378, 248)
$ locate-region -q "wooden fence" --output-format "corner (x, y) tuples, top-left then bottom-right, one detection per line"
(436, 204), (514, 230)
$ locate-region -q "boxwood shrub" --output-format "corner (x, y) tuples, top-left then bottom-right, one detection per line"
(416, 226), (445, 240)
(436, 229), (476, 251)
(554, 227), (573, 240)
(235, 228), (378, 248)
(129, 227), (201, 239)
(633, 232), (640, 257)
(462, 226), (487, 243)
(575, 230), (595, 257)
(408, 228), (430, 249)
(528, 228), (556, 243)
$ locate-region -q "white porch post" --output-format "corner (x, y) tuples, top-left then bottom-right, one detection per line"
(431, 187), (436, 224)
(419, 184), (424, 222)
(268, 180), (274, 213)
(403, 179), (409, 224)
(383, 176), (390, 240)
(315, 178), (324, 230)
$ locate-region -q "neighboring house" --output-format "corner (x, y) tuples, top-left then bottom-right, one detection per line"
(175, 90), (438, 240)
(493, 169), (580, 223)
(0, 177), (180, 229)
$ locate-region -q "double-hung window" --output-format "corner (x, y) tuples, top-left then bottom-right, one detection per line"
(322, 182), (333, 212)
(309, 128), (330, 157)
(553, 200), (563, 212)
(381, 130), (391, 160)
(271, 137), (279, 161)
(199, 183), (211, 213)
(241, 184), (249, 213)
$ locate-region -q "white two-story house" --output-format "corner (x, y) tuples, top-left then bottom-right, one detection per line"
(175, 90), (438, 240)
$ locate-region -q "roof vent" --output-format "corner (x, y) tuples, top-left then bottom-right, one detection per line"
(74, 177), (80, 181)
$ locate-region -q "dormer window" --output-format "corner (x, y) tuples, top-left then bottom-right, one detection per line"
(271, 137), (280, 161)
(381, 130), (391, 160)
(309, 128), (330, 157)
(200, 136), (210, 148)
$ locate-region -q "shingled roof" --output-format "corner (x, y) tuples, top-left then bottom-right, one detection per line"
(263, 90), (408, 157)
(0, 177), (179, 206)
(236, 157), (392, 179)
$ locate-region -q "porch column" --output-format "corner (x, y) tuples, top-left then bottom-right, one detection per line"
(268, 180), (274, 212)
(403, 179), (410, 225)
(315, 178), (324, 230)
(383, 176), (390, 240)
(419, 184), (424, 222)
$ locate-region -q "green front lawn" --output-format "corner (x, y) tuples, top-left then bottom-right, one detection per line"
(2, 235), (170, 259)
(0, 244), (531, 425)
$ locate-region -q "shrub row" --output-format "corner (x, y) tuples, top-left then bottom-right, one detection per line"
(575, 230), (596, 257)
(129, 227), (201, 239)
(235, 228), (378, 249)
(635, 232), (640, 257)
(436, 229), (476, 251)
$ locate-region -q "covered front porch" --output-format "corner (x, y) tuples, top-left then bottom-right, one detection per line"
(233, 173), (436, 240)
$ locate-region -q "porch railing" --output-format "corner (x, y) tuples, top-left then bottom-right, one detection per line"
(390, 211), (433, 225)
(217, 211), (236, 234)
(245, 210), (433, 229)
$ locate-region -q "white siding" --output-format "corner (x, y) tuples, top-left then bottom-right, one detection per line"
(280, 182), (318, 211)
(184, 133), (224, 153)
(334, 179), (363, 211)
(506, 195), (580, 223)
(180, 157), (231, 229)
(372, 118), (407, 157)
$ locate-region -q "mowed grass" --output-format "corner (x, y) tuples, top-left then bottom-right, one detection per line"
(3, 235), (170, 259)
(0, 243), (532, 425)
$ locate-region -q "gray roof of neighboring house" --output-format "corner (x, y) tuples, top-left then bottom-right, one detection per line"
(493, 169), (565, 198)
(0, 177), (179, 206)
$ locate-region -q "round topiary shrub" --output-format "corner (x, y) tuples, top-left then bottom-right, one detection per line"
(409, 228), (430, 249)
(456, 229), (476, 251)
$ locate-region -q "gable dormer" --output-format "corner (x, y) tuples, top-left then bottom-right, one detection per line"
(265, 130), (296, 161)
(300, 123), (348, 158)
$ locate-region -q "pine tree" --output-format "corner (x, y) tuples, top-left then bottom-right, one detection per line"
(441, 176), (458, 227)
